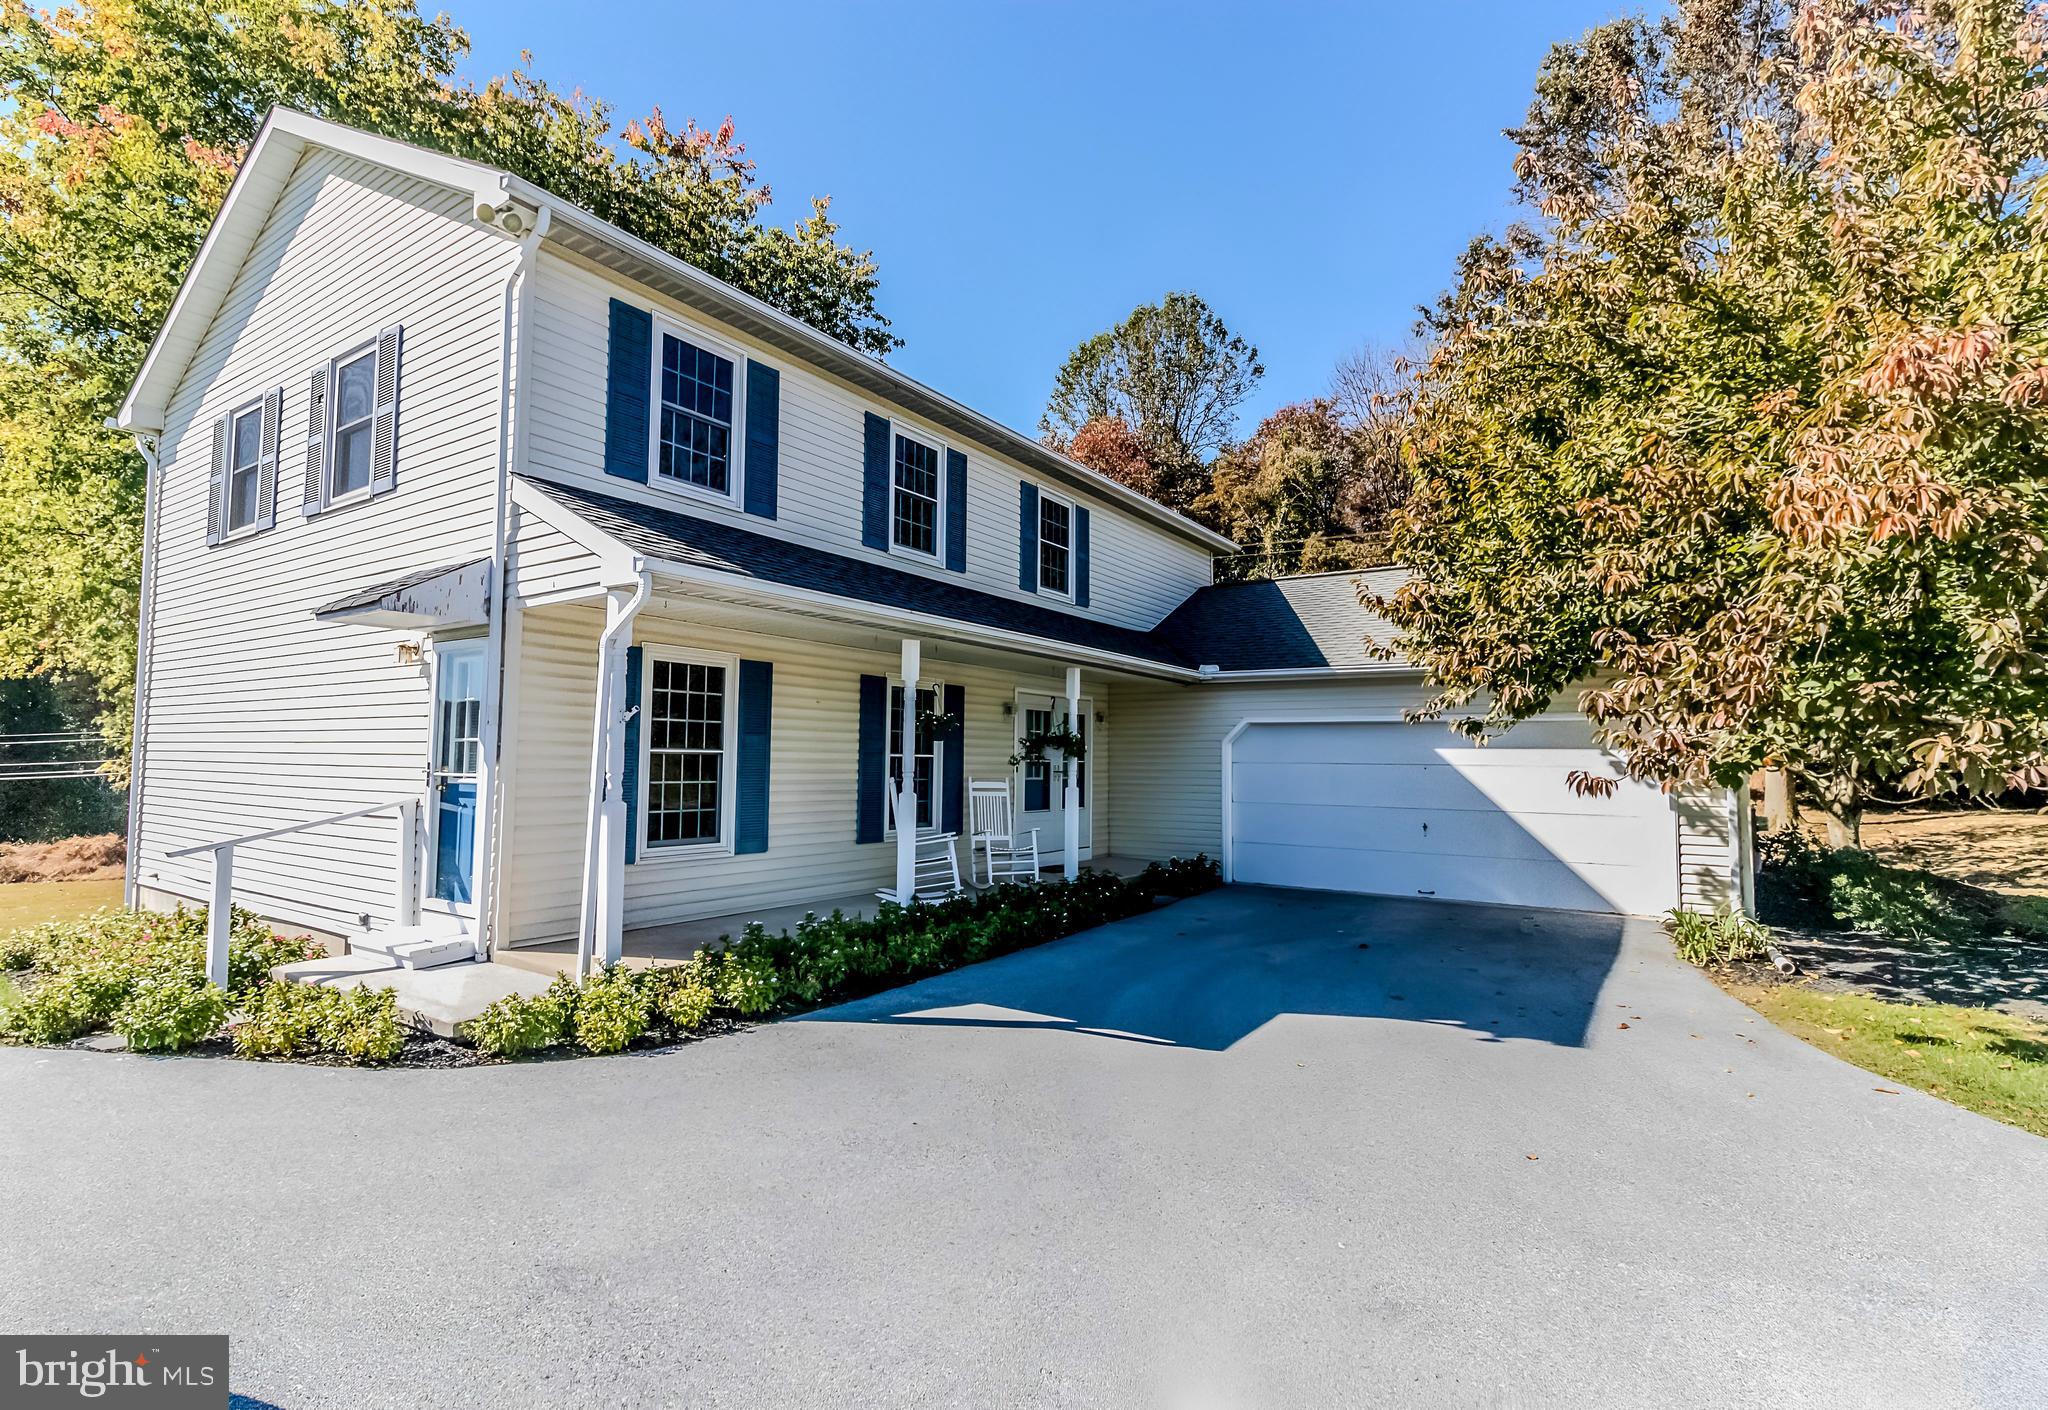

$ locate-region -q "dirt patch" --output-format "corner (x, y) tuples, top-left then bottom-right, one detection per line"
(0, 833), (125, 885)
(1854, 808), (2048, 897)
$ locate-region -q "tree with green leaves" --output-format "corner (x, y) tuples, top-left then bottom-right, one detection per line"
(0, 0), (897, 772)
(1040, 291), (1262, 513)
(1198, 398), (1405, 581)
(1386, 0), (2048, 845)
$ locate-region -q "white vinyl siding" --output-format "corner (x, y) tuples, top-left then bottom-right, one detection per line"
(524, 248), (1213, 631)
(130, 148), (517, 933)
(497, 603), (1114, 945)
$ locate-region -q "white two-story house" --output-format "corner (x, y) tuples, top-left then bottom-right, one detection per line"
(115, 109), (1749, 974)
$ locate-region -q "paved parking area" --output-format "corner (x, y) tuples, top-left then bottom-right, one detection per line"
(3, 887), (2044, 1407)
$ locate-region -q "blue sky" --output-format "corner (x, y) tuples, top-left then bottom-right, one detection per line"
(456, 1), (1639, 438)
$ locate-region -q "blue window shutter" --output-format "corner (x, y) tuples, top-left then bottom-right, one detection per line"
(621, 646), (644, 864)
(735, 659), (773, 854)
(944, 448), (967, 572)
(862, 413), (891, 549)
(743, 361), (779, 519)
(1018, 482), (1039, 592)
(604, 299), (652, 484)
(856, 673), (886, 843)
(941, 683), (965, 835)
(1074, 505), (1091, 608)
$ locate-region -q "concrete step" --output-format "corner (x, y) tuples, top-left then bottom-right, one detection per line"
(348, 925), (475, 971)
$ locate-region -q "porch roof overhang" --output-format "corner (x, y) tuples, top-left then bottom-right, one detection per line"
(313, 560), (491, 629)
(511, 477), (1207, 681)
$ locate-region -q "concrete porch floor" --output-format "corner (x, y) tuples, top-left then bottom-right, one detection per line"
(495, 853), (1161, 979)
(272, 952), (555, 1037)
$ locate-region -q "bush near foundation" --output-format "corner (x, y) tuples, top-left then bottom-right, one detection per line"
(464, 856), (1222, 1059)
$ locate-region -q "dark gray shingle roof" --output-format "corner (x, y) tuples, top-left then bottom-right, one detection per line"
(313, 560), (486, 617)
(519, 477), (1197, 668)
(1155, 568), (1412, 671)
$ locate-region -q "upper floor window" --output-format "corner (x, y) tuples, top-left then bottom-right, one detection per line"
(1038, 492), (1073, 596)
(227, 401), (265, 534)
(329, 346), (376, 501)
(655, 328), (736, 498)
(892, 431), (942, 558)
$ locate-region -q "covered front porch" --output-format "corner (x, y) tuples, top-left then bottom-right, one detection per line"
(493, 475), (1199, 977)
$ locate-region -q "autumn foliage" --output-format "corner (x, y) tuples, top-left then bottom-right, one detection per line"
(1387, 0), (2048, 840)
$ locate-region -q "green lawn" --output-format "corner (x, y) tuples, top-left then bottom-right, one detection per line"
(1724, 980), (2048, 1138)
(0, 878), (125, 931)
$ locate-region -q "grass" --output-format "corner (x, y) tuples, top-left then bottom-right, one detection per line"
(0, 878), (125, 931)
(1722, 979), (2048, 1138)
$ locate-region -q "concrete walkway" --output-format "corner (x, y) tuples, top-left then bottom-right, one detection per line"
(3, 887), (2044, 1408)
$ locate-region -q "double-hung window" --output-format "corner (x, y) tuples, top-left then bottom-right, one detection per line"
(891, 430), (942, 558)
(644, 654), (732, 849)
(226, 401), (265, 535)
(1038, 492), (1073, 596)
(654, 325), (737, 498)
(887, 683), (940, 831)
(328, 346), (376, 501)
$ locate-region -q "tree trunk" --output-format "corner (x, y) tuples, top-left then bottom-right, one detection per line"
(1761, 768), (1795, 833)
(1817, 773), (1862, 849)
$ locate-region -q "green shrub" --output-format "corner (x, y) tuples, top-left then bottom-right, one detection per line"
(316, 985), (406, 1064)
(0, 932), (37, 970)
(3, 973), (108, 1044)
(1754, 829), (2041, 943)
(643, 963), (715, 1033)
(716, 940), (785, 1016)
(114, 975), (227, 1053)
(572, 964), (650, 1054)
(468, 982), (574, 1058)
(1666, 908), (1774, 967)
(232, 983), (330, 1059)
(230, 982), (404, 1064)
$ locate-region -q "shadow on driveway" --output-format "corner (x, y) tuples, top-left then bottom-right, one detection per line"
(794, 885), (1630, 1051)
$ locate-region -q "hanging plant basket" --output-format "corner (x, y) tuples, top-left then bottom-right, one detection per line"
(915, 706), (961, 738)
(1007, 724), (1087, 768)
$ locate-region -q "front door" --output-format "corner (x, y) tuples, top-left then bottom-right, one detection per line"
(1015, 691), (1093, 864)
(427, 639), (485, 913)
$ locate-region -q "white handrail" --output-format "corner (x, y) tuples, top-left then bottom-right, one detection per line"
(166, 793), (422, 988)
(165, 794), (421, 858)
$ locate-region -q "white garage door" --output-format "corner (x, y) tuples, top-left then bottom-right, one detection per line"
(1226, 720), (1679, 915)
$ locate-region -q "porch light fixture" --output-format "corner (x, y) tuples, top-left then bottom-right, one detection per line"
(396, 641), (424, 666)
(1001, 701), (1014, 716)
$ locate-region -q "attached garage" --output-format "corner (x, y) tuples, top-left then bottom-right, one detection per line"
(1223, 718), (1685, 916)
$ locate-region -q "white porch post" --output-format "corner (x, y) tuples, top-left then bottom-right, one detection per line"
(205, 844), (233, 989)
(895, 637), (921, 902)
(577, 572), (648, 976)
(1063, 665), (1082, 880)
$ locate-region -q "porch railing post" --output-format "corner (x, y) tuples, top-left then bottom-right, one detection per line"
(394, 797), (417, 927)
(895, 637), (921, 903)
(206, 844), (233, 989)
(1062, 665), (1081, 881)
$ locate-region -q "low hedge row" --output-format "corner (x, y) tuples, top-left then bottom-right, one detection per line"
(469, 855), (1221, 1058)
(0, 904), (404, 1061)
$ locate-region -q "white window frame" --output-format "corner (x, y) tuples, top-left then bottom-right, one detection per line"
(887, 421), (948, 564)
(321, 335), (379, 510)
(646, 314), (746, 509)
(1035, 485), (1075, 600)
(637, 644), (740, 859)
(221, 395), (267, 540)
(885, 677), (946, 837)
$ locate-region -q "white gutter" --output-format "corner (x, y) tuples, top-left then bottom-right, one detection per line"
(119, 429), (164, 909)
(576, 564), (651, 976)
(470, 204), (552, 959)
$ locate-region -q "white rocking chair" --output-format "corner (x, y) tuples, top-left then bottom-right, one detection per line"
(968, 778), (1042, 886)
(878, 782), (964, 904)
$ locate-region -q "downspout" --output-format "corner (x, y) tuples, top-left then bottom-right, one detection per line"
(471, 204), (552, 959)
(577, 566), (650, 978)
(120, 427), (164, 911)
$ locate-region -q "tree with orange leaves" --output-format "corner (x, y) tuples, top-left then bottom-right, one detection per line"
(1387, 0), (2048, 845)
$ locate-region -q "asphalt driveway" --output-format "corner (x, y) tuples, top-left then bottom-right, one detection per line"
(4, 887), (2044, 1408)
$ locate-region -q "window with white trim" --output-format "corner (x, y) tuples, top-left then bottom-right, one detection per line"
(891, 430), (942, 558)
(226, 400), (264, 534)
(644, 655), (732, 848)
(328, 345), (376, 500)
(1038, 491), (1073, 596)
(887, 682), (941, 832)
(653, 326), (737, 497)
